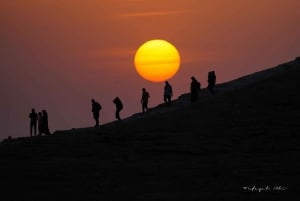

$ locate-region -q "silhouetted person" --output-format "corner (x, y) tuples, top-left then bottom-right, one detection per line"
(29, 108), (38, 137)
(38, 112), (43, 135)
(164, 81), (173, 106)
(207, 72), (213, 92)
(190, 76), (201, 102)
(42, 110), (51, 135)
(208, 71), (216, 94)
(141, 88), (150, 113)
(91, 99), (102, 127)
(113, 97), (123, 120)
(212, 71), (216, 86)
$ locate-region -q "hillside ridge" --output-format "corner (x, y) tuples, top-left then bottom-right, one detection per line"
(0, 57), (299, 200)
(2, 57), (299, 141)
(53, 57), (300, 134)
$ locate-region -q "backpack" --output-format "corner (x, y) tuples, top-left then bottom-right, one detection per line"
(96, 102), (102, 111)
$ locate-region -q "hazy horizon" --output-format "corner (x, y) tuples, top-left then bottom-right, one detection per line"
(1, 0), (300, 139)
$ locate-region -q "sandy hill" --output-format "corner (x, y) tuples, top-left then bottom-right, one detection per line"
(0, 58), (300, 201)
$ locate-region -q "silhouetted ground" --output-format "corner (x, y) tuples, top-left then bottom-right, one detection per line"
(1, 58), (300, 201)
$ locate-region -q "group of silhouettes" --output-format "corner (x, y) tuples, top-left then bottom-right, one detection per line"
(91, 97), (124, 127)
(29, 109), (51, 137)
(29, 71), (216, 134)
(139, 81), (173, 113)
(90, 80), (176, 127)
(90, 71), (216, 128)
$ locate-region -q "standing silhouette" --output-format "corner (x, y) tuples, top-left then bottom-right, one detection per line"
(113, 97), (123, 120)
(141, 88), (150, 113)
(38, 112), (43, 135)
(29, 108), (38, 137)
(208, 71), (216, 94)
(42, 110), (51, 135)
(190, 76), (201, 102)
(91, 99), (102, 127)
(164, 81), (173, 106)
(212, 71), (216, 87)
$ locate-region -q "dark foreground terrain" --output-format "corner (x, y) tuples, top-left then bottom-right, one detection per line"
(1, 59), (300, 201)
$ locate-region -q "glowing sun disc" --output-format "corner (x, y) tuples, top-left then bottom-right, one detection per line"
(134, 39), (180, 82)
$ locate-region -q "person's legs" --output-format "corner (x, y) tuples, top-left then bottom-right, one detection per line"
(116, 108), (121, 120)
(142, 103), (148, 113)
(33, 122), (37, 136)
(44, 121), (50, 135)
(142, 104), (145, 113)
(167, 96), (171, 105)
(164, 95), (167, 104)
(38, 125), (42, 136)
(30, 122), (33, 137)
(94, 113), (99, 127)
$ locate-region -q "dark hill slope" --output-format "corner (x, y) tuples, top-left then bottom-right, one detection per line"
(1, 58), (300, 201)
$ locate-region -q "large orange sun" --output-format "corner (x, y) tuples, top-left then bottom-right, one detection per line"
(134, 39), (181, 82)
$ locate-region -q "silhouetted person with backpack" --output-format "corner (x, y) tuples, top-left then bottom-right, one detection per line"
(141, 88), (150, 113)
(113, 97), (123, 120)
(190, 76), (201, 102)
(91, 99), (102, 127)
(29, 108), (38, 137)
(164, 81), (173, 106)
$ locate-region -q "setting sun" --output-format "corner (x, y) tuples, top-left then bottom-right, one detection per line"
(134, 39), (181, 82)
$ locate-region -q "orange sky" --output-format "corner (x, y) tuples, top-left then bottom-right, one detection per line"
(1, 0), (300, 139)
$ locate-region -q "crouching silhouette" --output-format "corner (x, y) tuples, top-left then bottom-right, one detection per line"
(113, 97), (123, 120)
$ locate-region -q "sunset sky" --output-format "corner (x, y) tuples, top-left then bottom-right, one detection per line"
(1, 0), (300, 139)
